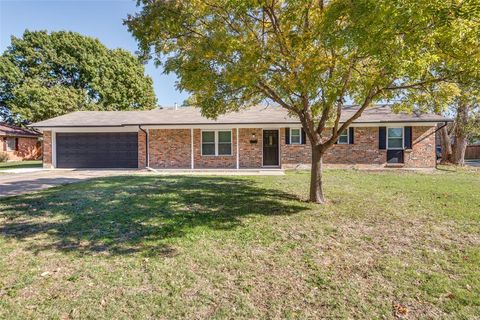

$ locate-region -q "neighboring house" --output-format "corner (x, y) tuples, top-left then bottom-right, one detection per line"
(30, 105), (450, 169)
(0, 122), (42, 161)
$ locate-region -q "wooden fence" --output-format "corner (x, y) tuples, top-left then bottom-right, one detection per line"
(465, 145), (480, 159)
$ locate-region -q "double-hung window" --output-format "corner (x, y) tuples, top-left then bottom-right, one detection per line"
(201, 130), (232, 156)
(290, 128), (301, 144)
(6, 137), (16, 151)
(218, 131), (232, 155)
(337, 130), (349, 144)
(387, 128), (403, 149)
(201, 131), (216, 155)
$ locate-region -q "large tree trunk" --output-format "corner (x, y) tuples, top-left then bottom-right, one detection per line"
(439, 125), (452, 164)
(452, 135), (467, 165)
(310, 145), (326, 204)
(451, 103), (469, 165)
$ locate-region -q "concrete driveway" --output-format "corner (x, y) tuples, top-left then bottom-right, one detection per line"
(0, 169), (142, 198)
(466, 160), (480, 167)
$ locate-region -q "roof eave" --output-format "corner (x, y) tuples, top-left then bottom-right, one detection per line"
(30, 119), (452, 129)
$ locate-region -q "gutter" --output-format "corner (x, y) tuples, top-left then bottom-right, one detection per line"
(138, 125), (149, 169)
(28, 119), (454, 129)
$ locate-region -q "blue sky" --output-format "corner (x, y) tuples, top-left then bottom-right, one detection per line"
(0, 0), (188, 107)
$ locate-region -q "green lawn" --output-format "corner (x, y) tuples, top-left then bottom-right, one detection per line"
(0, 160), (42, 170)
(0, 169), (479, 319)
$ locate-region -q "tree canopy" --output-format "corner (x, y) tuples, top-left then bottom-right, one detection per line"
(0, 30), (157, 123)
(126, 0), (480, 202)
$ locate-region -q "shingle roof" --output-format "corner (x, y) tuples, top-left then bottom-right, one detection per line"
(0, 122), (39, 137)
(30, 105), (451, 128)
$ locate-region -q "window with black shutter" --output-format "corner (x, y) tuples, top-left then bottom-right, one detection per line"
(349, 127), (354, 144)
(379, 127), (387, 149)
(404, 126), (412, 149)
(290, 128), (301, 144)
(6, 137), (16, 151)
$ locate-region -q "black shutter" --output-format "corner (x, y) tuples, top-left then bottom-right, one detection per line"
(285, 128), (290, 144)
(379, 127), (386, 149)
(15, 138), (18, 151)
(349, 127), (354, 144)
(301, 129), (306, 144)
(404, 126), (412, 149)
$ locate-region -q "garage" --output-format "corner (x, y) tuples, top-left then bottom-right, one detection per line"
(56, 132), (138, 168)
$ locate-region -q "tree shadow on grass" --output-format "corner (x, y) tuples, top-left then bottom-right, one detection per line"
(0, 175), (309, 256)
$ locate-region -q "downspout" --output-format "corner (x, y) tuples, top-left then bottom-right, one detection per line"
(138, 125), (149, 169)
(413, 121), (449, 147)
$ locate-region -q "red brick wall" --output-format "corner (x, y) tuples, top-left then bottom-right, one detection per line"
(1, 136), (41, 161)
(17, 137), (41, 160)
(239, 128), (263, 168)
(324, 127), (387, 165)
(149, 129), (191, 169)
(279, 126), (436, 168)
(280, 128), (312, 166)
(43, 131), (52, 168)
(147, 128), (264, 169)
(280, 127), (387, 166)
(193, 129), (237, 168)
(404, 126), (436, 168)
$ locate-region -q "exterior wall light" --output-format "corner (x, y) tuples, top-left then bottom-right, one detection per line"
(249, 133), (258, 144)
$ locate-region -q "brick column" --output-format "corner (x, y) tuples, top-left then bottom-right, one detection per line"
(43, 131), (53, 168)
(138, 130), (147, 168)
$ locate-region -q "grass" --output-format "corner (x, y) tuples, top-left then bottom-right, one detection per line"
(0, 160), (42, 170)
(0, 169), (479, 319)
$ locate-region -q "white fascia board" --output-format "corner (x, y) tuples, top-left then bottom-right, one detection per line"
(36, 122), (439, 132)
(41, 126), (140, 133)
(348, 122), (439, 127)
(142, 123), (292, 129)
(143, 122), (438, 130)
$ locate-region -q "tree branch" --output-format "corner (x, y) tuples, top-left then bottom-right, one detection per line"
(323, 85), (382, 150)
(256, 81), (295, 111)
(385, 77), (452, 91)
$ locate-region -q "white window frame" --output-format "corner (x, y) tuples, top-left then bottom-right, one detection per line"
(201, 130), (233, 156)
(386, 127), (404, 150)
(337, 129), (349, 144)
(201, 130), (216, 156)
(290, 128), (302, 144)
(6, 137), (16, 151)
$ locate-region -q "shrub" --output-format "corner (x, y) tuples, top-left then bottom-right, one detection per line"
(0, 152), (8, 163)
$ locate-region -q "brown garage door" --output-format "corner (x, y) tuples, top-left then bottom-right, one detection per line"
(56, 132), (138, 168)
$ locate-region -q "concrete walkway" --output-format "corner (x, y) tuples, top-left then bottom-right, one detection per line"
(0, 169), (141, 198)
(146, 168), (285, 175)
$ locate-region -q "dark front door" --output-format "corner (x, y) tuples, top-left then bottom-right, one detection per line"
(263, 130), (279, 166)
(387, 150), (404, 163)
(56, 132), (138, 168)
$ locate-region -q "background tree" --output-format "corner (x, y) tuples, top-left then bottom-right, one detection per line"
(391, 83), (460, 164)
(127, 0), (479, 203)
(400, 84), (480, 165)
(0, 30), (157, 124)
(393, 21), (480, 166)
(450, 89), (480, 165)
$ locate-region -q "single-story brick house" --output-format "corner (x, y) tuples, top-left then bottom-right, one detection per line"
(1, 122), (42, 161)
(30, 105), (450, 169)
